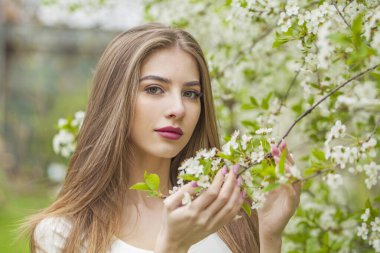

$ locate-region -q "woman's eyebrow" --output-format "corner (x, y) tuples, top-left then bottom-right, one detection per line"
(139, 75), (200, 87)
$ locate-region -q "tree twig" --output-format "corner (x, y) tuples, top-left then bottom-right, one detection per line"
(299, 168), (332, 182)
(366, 119), (380, 142)
(276, 61), (305, 113)
(331, 0), (351, 30)
(342, 0), (354, 13)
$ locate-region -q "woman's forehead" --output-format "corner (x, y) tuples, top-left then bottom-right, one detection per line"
(140, 47), (199, 82)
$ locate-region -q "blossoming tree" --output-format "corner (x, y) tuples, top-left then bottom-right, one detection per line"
(52, 0), (380, 251)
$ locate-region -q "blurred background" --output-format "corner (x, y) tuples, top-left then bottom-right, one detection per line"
(0, 0), (142, 251)
(1, 0), (379, 252)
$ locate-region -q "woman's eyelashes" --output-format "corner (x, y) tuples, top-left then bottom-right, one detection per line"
(144, 85), (202, 100)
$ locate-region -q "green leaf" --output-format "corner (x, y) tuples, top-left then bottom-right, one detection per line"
(321, 232), (329, 245)
(373, 195), (380, 203)
(250, 96), (259, 107)
(242, 120), (259, 131)
(217, 152), (233, 160)
(179, 174), (198, 182)
(291, 100), (303, 115)
(241, 103), (257, 110)
(273, 32), (291, 48)
(365, 199), (373, 210)
(263, 182), (280, 192)
(129, 183), (151, 191)
(352, 13), (364, 48)
(261, 92), (273, 110)
(278, 149), (287, 175)
(311, 149), (326, 162)
(242, 202), (252, 217)
(303, 167), (316, 177)
(145, 173), (160, 191)
(329, 33), (351, 47)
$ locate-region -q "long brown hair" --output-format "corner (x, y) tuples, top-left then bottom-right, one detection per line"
(26, 23), (259, 253)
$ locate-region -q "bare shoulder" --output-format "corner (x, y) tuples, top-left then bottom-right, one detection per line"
(34, 216), (72, 253)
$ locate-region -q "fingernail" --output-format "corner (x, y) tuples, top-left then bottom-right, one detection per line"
(237, 176), (242, 187)
(233, 164), (240, 174)
(191, 181), (198, 187)
(221, 165), (227, 175)
(271, 145), (280, 156)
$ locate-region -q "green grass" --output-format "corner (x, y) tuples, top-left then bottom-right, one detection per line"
(0, 183), (53, 253)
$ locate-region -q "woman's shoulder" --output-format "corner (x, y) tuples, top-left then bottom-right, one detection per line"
(34, 216), (73, 253)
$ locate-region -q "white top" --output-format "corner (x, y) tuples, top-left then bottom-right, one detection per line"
(35, 217), (232, 253)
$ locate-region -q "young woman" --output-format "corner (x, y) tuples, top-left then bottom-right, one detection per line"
(27, 23), (301, 253)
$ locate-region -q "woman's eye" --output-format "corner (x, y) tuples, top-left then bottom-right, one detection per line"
(145, 86), (164, 95)
(183, 90), (201, 100)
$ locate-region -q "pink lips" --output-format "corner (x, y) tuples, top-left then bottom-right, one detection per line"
(154, 126), (183, 140)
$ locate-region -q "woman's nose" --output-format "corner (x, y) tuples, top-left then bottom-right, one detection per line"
(165, 94), (185, 119)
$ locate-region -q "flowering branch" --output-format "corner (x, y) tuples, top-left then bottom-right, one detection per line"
(237, 63), (379, 177)
(280, 64), (379, 141)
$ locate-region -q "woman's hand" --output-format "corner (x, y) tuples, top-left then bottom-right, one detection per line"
(258, 140), (302, 252)
(154, 165), (244, 253)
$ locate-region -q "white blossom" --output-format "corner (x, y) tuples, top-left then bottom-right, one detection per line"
(241, 134), (252, 150)
(251, 189), (266, 210)
(286, 4), (299, 16)
(371, 217), (380, 233)
(372, 239), (380, 252)
(325, 120), (346, 144)
(52, 130), (76, 158)
(222, 130), (240, 155)
(72, 110), (85, 128)
(196, 147), (216, 159)
(363, 162), (380, 189)
(323, 173), (343, 189)
(211, 158), (222, 171)
(182, 191), (192, 206)
(179, 157), (204, 177)
(361, 208), (371, 222)
(198, 175), (211, 188)
(255, 128), (273, 135)
(57, 118), (68, 128)
(357, 222), (369, 240)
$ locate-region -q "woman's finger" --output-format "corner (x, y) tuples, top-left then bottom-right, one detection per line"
(207, 184), (243, 229)
(163, 181), (198, 211)
(192, 165), (236, 211)
(199, 167), (240, 217)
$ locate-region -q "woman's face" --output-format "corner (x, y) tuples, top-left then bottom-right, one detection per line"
(130, 47), (202, 159)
